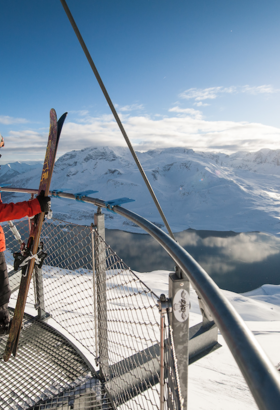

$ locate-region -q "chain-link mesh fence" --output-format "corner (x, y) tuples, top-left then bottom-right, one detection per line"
(0, 216), (181, 410)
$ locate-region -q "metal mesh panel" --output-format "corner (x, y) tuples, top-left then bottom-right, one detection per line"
(6, 219), (96, 354)
(100, 243), (161, 409)
(1, 217), (181, 410)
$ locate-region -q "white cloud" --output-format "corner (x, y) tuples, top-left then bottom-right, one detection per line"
(241, 85), (276, 95)
(2, 111), (280, 162)
(55, 113), (280, 156)
(168, 106), (202, 119)
(194, 102), (209, 107)
(115, 104), (144, 112)
(202, 233), (278, 264)
(179, 85), (278, 102)
(0, 115), (28, 125)
(179, 86), (233, 101)
(69, 110), (89, 117)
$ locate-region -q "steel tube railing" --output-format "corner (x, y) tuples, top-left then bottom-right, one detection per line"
(1, 187), (280, 410)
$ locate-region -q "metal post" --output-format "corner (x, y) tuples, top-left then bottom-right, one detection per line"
(91, 223), (99, 363)
(94, 208), (109, 379)
(169, 267), (190, 410)
(29, 193), (40, 314)
(34, 265), (46, 319)
(160, 306), (165, 410)
(158, 294), (171, 410)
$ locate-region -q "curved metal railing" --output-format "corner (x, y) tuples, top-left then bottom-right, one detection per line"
(1, 187), (280, 410)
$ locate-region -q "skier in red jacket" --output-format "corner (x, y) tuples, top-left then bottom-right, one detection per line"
(0, 134), (50, 334)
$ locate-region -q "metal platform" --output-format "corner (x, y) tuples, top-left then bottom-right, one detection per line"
(0, 311), (109, 410)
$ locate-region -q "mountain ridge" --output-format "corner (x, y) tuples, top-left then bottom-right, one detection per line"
(1, 146), (280, 234)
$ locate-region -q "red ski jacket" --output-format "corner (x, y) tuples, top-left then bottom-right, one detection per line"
(0, 198), (41, 252)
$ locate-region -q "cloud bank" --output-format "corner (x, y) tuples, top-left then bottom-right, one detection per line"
(0, 115), (29, 125)
(179, 85), (278, 102)
(2, 109), (280, 162)
(1, 84), (279, 162)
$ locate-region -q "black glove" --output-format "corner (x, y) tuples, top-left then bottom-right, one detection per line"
(37, 190), (51, 213)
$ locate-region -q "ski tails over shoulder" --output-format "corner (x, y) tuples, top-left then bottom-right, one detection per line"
(3, 109), (67, 362)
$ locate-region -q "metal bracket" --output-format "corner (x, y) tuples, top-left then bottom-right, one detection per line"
(34, 311), (51, 320)
(95, 356), (100, 367)
(51, 188), (75, 197)
(158, 294), (172, 314)
(0, 183), (11, 191)
(104, 197), (135, 213)
(197, 295), (214, 322)
(52, 189), (66, 197)
(74, 190), (98, 201)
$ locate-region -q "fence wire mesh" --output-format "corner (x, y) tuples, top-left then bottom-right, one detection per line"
(0, 216), (181, 410)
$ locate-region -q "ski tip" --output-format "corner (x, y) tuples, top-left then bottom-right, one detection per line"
(50, 108), (57, 120)
(57, 113), (68, 140)
(58, 112), (68, 123)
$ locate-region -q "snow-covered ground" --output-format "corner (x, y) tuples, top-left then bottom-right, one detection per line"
(2, 146), (280, 235)
(137, 270), (280, 410)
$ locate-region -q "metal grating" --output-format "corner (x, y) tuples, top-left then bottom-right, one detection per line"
(0, 312), (104, 410)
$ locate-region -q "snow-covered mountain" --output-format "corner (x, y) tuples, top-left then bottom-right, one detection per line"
(2, 146), (280, 234)
(0, 161), (42, 185)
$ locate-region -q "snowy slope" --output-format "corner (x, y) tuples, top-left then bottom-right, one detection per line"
(2, 146), (280, 235)
(136, 270), (280, 410)
(0, 161), (42, 185)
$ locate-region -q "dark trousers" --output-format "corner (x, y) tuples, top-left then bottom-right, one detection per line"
(0, 252), (11, 308)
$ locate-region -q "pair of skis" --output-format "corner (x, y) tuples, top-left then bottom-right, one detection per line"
(3, 109), (67, 362)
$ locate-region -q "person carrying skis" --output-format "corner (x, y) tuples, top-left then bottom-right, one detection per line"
(0, 134), (50, 334)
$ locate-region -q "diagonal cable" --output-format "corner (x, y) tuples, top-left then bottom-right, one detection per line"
(59, 0), (176, 241)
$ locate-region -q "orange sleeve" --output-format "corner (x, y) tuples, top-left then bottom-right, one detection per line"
(0, 198), (42, 222)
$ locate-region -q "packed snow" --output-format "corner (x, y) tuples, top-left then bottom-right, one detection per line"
(2, 146), (280, 235)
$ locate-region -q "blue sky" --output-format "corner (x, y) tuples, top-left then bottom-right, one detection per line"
(1, 0), (280, 162)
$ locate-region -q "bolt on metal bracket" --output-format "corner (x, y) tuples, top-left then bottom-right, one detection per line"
(158, 294), (172, 314)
